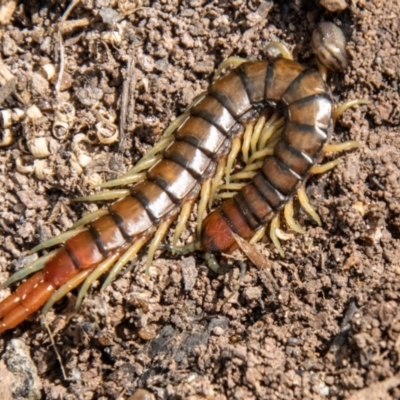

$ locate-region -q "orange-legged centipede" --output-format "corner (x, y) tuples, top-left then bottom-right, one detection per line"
(0, 22), (365, 334)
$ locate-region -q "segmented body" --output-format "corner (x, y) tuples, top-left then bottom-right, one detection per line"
(201, 60), (332, 253)
(0, 57), (333, 334)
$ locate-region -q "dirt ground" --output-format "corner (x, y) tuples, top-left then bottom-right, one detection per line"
(0, 0), (399, 399)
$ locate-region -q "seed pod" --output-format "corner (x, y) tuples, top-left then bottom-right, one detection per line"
(312, 22), (349, 71)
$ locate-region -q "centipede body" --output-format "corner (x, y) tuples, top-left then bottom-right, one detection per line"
(0, 25), (352, 334)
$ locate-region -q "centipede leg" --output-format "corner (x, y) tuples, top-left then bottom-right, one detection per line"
(310, 159), (341, 175)
(74, 189), (130, 202)
(269, 215), (284, 257)
(0, 250), (58, 289)
(251, 113), (268, 155)
(297, 187), (322, 226)
(74, 252), (122, 310)
(247, 148), (274, 166)
(100, 236), (150, 291)
(225, 137), (242, 185)
(242, 121), (256, 163)
(284, 200), (306, 234)
(42, 269), (93, 315)
(213, 56), (247, 80)
(216, 182), (247, 194)
(30, 228), (86, 253)
(333, 99), (370, 122)
(264, 41), (294, 60)
(258, 115), (285, 150)
(71, 209), (109, 229)
(96, 172), (147, 189)
(215, 111), (284, 202)
(323, 141), (361, 154)
(208, 158), (227, 209)
(172, 200), (195, 251)
(197, 180), (211, 238)
(249, 226), (266, 245)
(145, 217), (175, 274)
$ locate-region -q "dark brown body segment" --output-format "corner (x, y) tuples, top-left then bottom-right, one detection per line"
(201, 59), (333, 253)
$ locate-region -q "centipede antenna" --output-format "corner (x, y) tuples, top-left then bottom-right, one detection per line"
(323, 141), (361, 154)
(310, 159), (341, 175)
(225, 137), (242, 185)
(284, 200), (306, 234)
(333, 99), (370, 122)
(95, 172), (146, 189)
(145, 218), (175, 275)
(297, 187), (322, 226)
(241, 121), (255, 164)
(208, 158), (226, 209)
(172, 200), (195, 251)
(0, 250), (58, 289)
(41, 269), (92, 316)
(269, 215), (284, 257)
(100, 236), (150, 292)
(71, 209), (109, 230)
(74, 189), (130, 202)
(74, 253), (121, 311)
(197, 180), (211, 238)
(251, 114), (267, 155)
(30, 228), (86, 253)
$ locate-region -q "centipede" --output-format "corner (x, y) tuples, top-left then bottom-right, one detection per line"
(0, 22), (367, 334)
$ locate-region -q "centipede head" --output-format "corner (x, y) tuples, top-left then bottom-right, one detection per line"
(312, 22), (349, 71)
